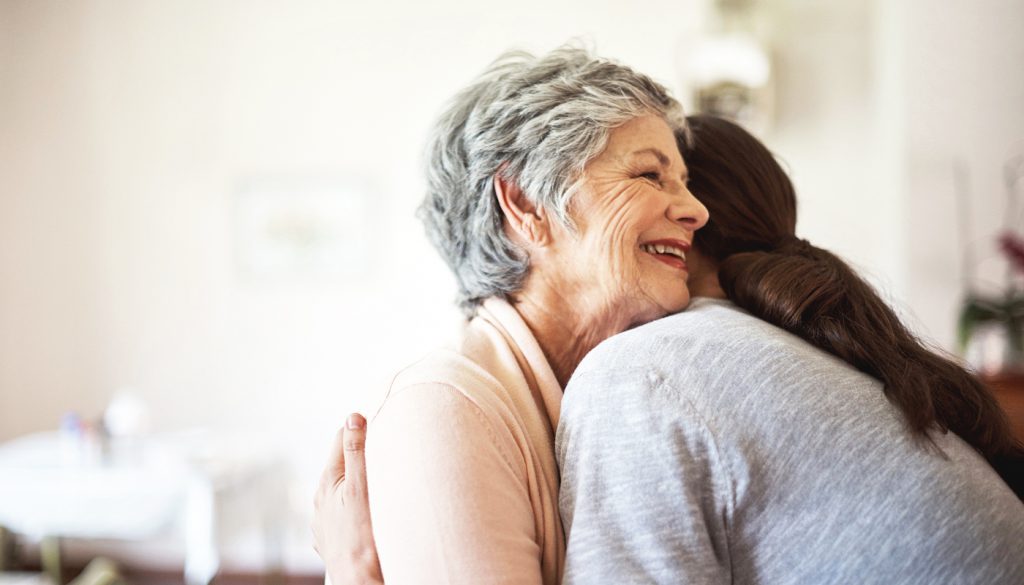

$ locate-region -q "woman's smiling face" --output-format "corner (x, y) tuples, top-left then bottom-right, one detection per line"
(544, 114), (710, 327)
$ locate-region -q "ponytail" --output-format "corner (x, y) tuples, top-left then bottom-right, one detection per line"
(720, 241), (1018, 462)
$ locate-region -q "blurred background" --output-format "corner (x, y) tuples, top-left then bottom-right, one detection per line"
(1, 0), (1022, 582)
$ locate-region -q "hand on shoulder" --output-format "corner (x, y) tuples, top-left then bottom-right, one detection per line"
(312, 413), (384, 585)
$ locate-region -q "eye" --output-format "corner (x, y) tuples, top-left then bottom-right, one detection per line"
(638, 171), (662, 184)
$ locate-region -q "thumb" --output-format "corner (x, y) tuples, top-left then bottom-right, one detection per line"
(343, 413), (369, 502)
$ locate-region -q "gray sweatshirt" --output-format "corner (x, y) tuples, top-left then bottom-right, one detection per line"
(557, 298), (1024, 585)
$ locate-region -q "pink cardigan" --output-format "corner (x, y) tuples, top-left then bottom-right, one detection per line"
(367, 298), (564, 584)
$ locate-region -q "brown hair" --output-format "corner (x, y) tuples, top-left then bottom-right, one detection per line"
(680, 114), (1022, 491)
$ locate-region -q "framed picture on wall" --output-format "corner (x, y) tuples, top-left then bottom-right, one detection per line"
(232, 177), (372, 282)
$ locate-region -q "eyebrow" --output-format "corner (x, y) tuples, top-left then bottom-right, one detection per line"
(630, 148), (671, 166)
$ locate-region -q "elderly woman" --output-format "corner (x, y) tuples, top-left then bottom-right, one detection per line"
(312, 47), (708, 584)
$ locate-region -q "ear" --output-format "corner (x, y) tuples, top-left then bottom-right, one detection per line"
(494, 173), (551, 247)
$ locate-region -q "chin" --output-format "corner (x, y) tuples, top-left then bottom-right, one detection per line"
(640, 269), (692, 317)
(662, 291), (691, 315)
(649, 279), (691, 315)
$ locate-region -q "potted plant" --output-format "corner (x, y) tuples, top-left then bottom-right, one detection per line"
(958, 231), (1024, 374)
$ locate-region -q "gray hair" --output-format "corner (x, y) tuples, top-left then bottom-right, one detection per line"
(418, 46), (684, 314)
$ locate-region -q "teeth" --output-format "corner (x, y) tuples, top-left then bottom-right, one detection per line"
(642, 243), (686, 261)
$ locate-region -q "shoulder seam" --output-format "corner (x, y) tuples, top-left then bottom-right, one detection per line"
(648, 372), (737, 582)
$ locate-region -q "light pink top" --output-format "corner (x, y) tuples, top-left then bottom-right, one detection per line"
(367, 298), (564, 585)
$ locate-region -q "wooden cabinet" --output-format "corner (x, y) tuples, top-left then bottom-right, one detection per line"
(982, 372), (1024, 445)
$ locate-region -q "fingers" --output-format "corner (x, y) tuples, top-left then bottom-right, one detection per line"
(324, 424), (349, 482)
(343, 413), (370, 507)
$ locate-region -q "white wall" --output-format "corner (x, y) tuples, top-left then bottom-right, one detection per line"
(899, 0), (1024, 349)
(1, 0), (1021, 573)
(766, 0), (905, 289)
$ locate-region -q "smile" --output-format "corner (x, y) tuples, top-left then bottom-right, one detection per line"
(641, 241), (689, 271)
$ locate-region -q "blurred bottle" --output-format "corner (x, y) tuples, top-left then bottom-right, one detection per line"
(103, 390), (151, 464)
(59, 411), (82, 466)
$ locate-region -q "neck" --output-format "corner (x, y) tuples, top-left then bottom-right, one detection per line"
(510, 283), (638, 389)
(688, 271), (727, 299)
(686, 253), (727, 299)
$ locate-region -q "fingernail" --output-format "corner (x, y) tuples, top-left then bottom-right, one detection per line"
(346, 413), (365, 430)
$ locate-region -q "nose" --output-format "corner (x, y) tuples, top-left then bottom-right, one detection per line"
(667, 186), (709, 231)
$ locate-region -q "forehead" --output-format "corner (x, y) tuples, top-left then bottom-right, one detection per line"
(601, 115), (683, 164)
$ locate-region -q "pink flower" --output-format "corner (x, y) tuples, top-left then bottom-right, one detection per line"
(998, 231), (1024, 275)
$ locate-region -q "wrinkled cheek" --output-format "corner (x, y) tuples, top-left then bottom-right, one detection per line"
(608, 245), (642, 291)
(582, 210), (641, 296)
(584, 240), (629, 295)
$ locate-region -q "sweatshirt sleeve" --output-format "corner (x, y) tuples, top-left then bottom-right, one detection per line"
(367, 382), (544, 585)
(557, 367), (733, 585)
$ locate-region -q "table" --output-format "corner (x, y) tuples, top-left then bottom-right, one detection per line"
(0, 431), (283, 585)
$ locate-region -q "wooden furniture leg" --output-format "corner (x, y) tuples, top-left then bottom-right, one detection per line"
(40, 536), (62, 585)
